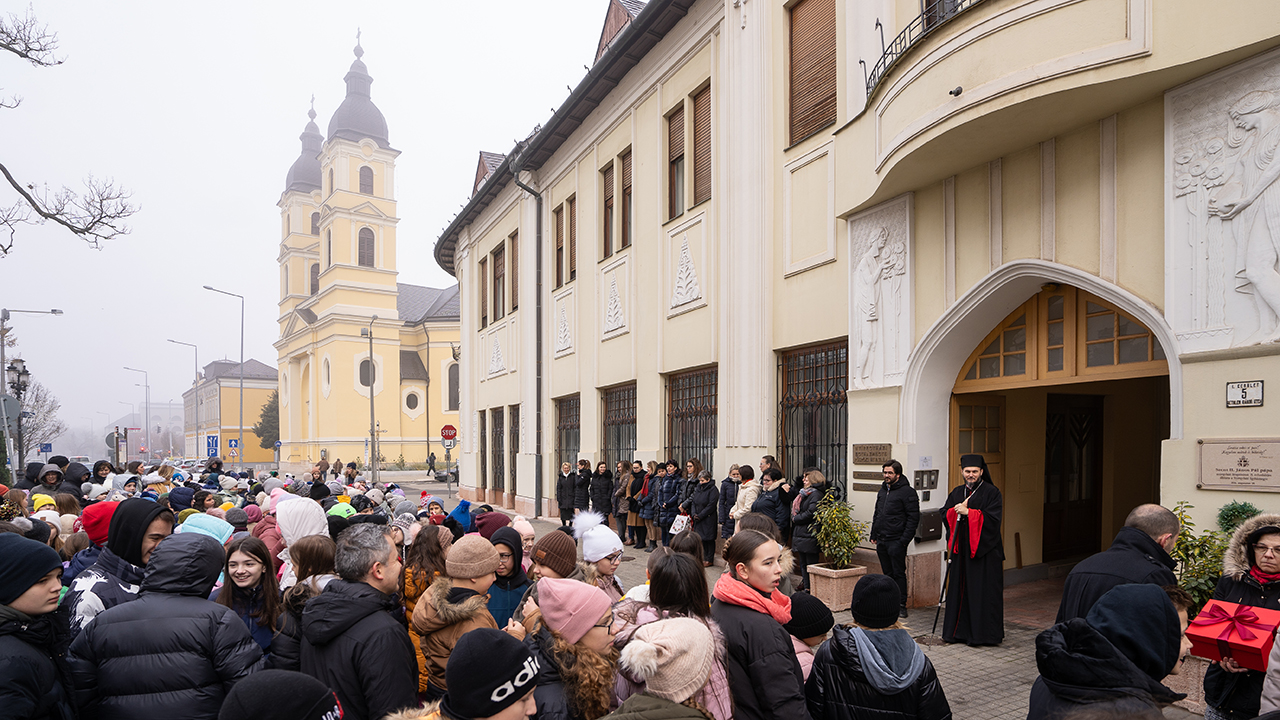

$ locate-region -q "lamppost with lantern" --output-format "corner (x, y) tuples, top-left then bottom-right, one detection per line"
(0, 308), (62, 477)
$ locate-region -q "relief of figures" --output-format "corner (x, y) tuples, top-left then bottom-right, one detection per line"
(849, 194), (912, 390)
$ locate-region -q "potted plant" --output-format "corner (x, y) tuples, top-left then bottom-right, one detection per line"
(808, 492), (871, 611)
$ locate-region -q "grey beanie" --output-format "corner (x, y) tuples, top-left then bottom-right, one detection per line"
(225, 507), (250, 529)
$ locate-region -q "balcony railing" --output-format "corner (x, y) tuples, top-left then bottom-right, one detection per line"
(866, 0), (987, 101)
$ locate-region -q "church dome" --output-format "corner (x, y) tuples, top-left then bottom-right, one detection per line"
(284, 103), (323, 194)
(327, 41), (390, 148)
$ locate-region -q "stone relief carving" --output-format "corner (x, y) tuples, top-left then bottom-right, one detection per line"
(555, 306), (572, 353)
(671, 237), (703, 309)
(849, 195), (912, 389)
(1168, 49), (1280, 350)
(488, 336), (505, 375)
(604, 276), (625, 333)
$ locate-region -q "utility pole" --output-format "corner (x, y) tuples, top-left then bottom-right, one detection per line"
(361, 315), (379, 486)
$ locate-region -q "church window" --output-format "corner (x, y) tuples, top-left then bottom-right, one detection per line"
(309, 263), (319, 296)
(328, 168), (334, 194)
(326, 231), (332, 268)
(283, 266), (289, 296)
(359, 166), (374, 194)
(406, 393), (419, 410)
(311, 212), (320, 235)
(360, 359), (376, 387)
(358, 228), (375, 267)
(447, 364), (460, 411)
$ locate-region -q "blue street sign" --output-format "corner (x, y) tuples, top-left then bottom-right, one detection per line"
(208, 447), (217, 457)
(39, 443), (52, 453)
(274, 440), (282, 449)
(228, 438), (239, 449)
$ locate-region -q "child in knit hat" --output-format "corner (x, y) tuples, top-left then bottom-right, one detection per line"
(0, 533), (76, 720)
(575, 511), (626, 602)
(382, 628), (540, 720)
(412, 534), (519, 701)
(511, 515), (536, 572)
(783, 591), (835, 680)
(512, 527), (583, 623)
(524, 578), (619, 719)
(613, 618), (717, 719)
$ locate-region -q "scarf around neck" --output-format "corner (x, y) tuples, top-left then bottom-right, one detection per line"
(712, 573), (791, 624)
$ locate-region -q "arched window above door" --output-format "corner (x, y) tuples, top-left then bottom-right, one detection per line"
(954, 286), (1167, 392)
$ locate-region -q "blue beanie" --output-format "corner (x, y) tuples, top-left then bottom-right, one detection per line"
(179, 513), (235, 546)
(0, 533), (63, 605)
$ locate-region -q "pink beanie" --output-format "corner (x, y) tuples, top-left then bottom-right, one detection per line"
(511, 515), (535, 538)
(538, 578), (611, 645)
(243, 504), (263, 523)
(267, 488), (289, 514)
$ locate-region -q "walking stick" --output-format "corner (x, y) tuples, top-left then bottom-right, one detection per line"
(932, 552), (951, 636)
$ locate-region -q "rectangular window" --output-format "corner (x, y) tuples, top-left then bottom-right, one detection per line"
(668, 105), (685, 220)
(556, 395), (581, 472)
(554, 207), (565, 289)
(509, 404), (520, 495)
(667, 367), (718, 475)
(478, 410), (488, 491)
(778, 340), (848, 498)
(491, 245), (505, 322)
(491, 407), (504, 492)
(568, 197), (577, 282)
(621, 150), (633, 249)
(693, 85), (712, 205)
(509, 231), (519, 311)
(479, 257), (488, 329)
(602, 383), (638, 470)
(602, 164), (615, 258)
(789, 0), (838, 144)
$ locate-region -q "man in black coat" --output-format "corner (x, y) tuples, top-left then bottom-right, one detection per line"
(1056, 503), (1179, 622)
(68, 532), (264, 720)
(870, 459), (920, 618)
(1029, 584), (1192, 719)
(300, 523), (416, 720)
(0, 533), (77, 720)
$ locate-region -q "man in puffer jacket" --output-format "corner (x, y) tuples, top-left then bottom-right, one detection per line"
(61, 498), (173, 641)
(1027, 583), (1192, 719)
(63, 462), (92, 505)
(33, 464), (84, 504)
(68, 533), (265, 719)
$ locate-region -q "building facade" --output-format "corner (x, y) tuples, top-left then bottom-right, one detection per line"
(181, 360), (277, 466)
(436, 0), (1280, 604)
(275, 42), (460, 475)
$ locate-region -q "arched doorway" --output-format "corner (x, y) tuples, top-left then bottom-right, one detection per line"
(901, 260), (1181, 574)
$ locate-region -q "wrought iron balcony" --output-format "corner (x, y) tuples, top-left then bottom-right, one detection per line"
(865, 0), (987, 101)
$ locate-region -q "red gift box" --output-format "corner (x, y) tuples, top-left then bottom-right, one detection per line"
(1187, 600), (1280, 672)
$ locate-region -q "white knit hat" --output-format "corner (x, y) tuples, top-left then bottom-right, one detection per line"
(620, 617), (714, 703)
(574, 511), (623, 563)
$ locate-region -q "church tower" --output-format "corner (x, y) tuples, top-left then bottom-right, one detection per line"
(278, 102), (323, 328)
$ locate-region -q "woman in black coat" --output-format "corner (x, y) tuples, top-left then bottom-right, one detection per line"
(0, 534), (76, 720)
(573, 460), (592, 512)
(683, 470), (720, 564)
(750, 467), (790, 536)
(791, 469), (827, 592)
(590, 461), (614, 517)
(555, 462), (576, 527)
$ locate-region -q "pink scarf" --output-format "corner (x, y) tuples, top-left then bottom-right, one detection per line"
(712, 573), (792, 624)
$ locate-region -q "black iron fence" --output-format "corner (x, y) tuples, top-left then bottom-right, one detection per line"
(865, 0), (985, 100)
(602, 383), (637, 470)
(555, 395), (580, 471)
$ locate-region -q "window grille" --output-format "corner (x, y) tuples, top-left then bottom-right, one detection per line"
(667, 367), (717, 475)
(603, 384), (638, 470)
(778, 341), (849, 499)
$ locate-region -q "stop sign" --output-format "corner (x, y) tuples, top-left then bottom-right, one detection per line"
(441, 425), (457, 440)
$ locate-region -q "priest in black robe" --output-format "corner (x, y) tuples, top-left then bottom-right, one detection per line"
(941, 452), (1004, 646)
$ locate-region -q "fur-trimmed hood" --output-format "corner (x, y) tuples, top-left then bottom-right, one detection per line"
(780, 545), (795, 576)
(416, 575), (493, 633)
(1224, 512), (1280, 580)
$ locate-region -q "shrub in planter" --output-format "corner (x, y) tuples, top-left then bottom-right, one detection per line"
(1217, 500), (1260, 534)
(809, 492), (871, 610)
(1171, 501), (1229, 615)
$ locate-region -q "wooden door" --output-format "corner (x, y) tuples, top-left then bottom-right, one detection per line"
(949, 393), (1005, 494)
(1042, 394), (1103, 562)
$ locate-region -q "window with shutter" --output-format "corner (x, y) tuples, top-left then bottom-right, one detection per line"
(310, 212), (320, 235)
(603, 164), (615, 258)
(668, 106), (685, 220)
(328, 168), (334, 194)
(359, 166), (374, 194)
(480, 257), (488, 329)
(309, 263), (319, 296)
(510, 231), (519, 311)
(568, 197), (577, 282)
(693, 85), (712, 205)
(326, 231), (332, 268)
(789, 0), (838, 144)
(554, 207), (564, 289)
(283, 265), (290, 296)
(621, 151), (633, 249)
(358, 228), (375, 267)
(492, 245), (505, 322)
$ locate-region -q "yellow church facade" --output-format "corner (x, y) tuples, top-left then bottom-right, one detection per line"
(275, 42), (460, 475)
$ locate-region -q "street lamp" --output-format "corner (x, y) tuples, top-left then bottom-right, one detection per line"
(360, 315), (379, 485)
(204, 286), (244, 470)
(167, 339), (199, 462)
(123, 367), (150, 461)
(0, 308), (61, 477)
(6, 358), (31, 467)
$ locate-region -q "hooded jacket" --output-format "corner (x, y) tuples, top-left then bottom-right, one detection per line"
(251, 513), (285, 571)
(35, 464), (84, 504)
(719, 476), (739, 538)
(574, 466), (592, 510)
(806, 624), (950, 720)
(1204, 512), (1280, 717)
(1056, 525), (1178, 622)
(412, 575), (500, 691)
(300, 578), (417, 720)
(1028, 584), (1185, 720)
(590, 469), (614, 514)
(0, 604), (76, 720)
(17, 460), (45, 490)
(488, 527), (531, 627)
(67, 533), (264, 720)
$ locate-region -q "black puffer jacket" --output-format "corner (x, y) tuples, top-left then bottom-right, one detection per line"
(686, 479), (720, 541)
(0, 608), (75, 720)
(60, 546), (145, 642)
(300, 578), (417, 720)
(556, 472), (576, 510)
(791, 487), (826, 555)
(590, 469), (614, 514)
(710, 595), (809, 720)
(870, 477), (920, 544)
(806, 624), (950, 720)
(574, 467), (592, 510)
(526, 625), (579, 720)
(750, 481), (791, 535)
(67, 533), (264, 720)
(16, 461), (45, 490)
(1055, 526), (1177, 622)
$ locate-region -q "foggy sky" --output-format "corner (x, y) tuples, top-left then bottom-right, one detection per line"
(1, 1), (603, 455)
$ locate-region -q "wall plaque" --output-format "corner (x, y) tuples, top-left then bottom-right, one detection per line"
(852, 443), (892, 465)
(1199, 438), (1280, 492)
(851, 471), (884, 481)
(1226, 381), (1264, 408)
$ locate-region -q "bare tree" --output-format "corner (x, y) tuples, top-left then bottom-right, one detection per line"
(0, 6), (137, 256)
(16, 378), (67, 465)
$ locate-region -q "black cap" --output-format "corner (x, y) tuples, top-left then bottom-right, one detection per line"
(784, 591), (835, 639)
(218, 670), (341, 720)
(441, 628), (539, 719)
(851, 574), (901, 629)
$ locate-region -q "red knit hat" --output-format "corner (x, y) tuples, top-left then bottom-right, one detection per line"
(474, 511), (512, 540)
(79, 501), (119, 546)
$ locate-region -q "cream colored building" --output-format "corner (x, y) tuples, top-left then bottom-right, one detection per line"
(181, 360), (278, 467)
(436, 0), (1280, 603)
(275, 42), (460, 475)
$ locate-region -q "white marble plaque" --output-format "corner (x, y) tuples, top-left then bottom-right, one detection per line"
(1199, 438), (1280, 491)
